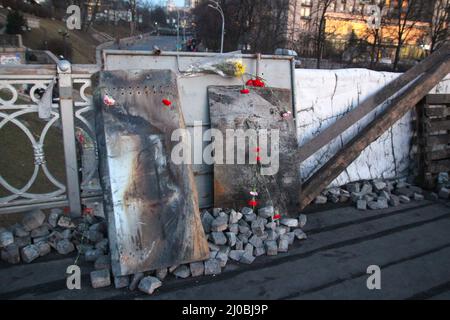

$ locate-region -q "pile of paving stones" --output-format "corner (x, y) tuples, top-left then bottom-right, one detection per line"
(436, 172), (450, 200)
(0, 208), (107, 265)
(314, 177), (450, 210)
(1, 205), (308, 296)
(120, 206), (308, 295)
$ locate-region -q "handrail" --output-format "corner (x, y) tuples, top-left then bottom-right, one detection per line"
(0, 64), (56, 76)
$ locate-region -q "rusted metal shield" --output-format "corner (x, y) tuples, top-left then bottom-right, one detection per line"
(208, 86), (300, 215)
(94, 70), (209, 276)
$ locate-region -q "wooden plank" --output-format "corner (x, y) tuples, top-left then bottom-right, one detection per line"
(427, 159), (450, 173)
(294, 44), (450, 164)
(208, 86), (300, 215)
(426, 119), (450, 132)
(425, 134), (450, 146)
(426, 94), (450, 105)
(299, 55), (450, 210)
(425, 106), (450, 117)
(415, 101), (426, 187)
(425, 148), (450, 161)
(94, 70), (209, 276)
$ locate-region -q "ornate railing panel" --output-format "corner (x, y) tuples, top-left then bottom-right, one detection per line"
(73, 75), (102, 196)
(0, 64), (102, 214)
(0, 72), (67, 206)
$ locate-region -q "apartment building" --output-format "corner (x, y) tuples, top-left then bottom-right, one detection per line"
(283, 0), (438, 57)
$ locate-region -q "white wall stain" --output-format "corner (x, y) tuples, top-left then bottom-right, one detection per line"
(295, 69), (450, 188)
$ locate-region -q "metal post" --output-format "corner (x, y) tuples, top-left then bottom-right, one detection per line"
(256, 53), (261, 78)
(57, 60), (81, 217)
(177, 10), (180, 51)
(220, 13), (224, 53)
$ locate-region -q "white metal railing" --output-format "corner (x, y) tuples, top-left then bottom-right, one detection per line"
(0, 63), (101, 216)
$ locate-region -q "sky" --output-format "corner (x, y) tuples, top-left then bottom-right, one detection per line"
(144, 0), (187, 7)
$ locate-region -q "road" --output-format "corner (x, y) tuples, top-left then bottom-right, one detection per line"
(1, 199), (450, 300)
(112, 35), (179, 52)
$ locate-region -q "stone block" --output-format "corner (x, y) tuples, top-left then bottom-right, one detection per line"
(190, 261), (205, 277)
(138, 276), (162, 295)
(265, 240), (278, 256)
(258, 206), (274, 219)
(94, 255), (111, 270)
(114, 275), (130, 289)
(173, 265), (191, 278)
(56, 239), (75, 255)
(211, 232), (227, 245)
(280, 218), (298, 228)
(204, 259), (221, 275)
(211, 216), (228, 232)
(20, 244), (40, 263)
(156, 268), (168, 281)
(22, 209), (46, 231)
(0, 230), (14, 248)
(1, 243), (20, 264)
(229, 250), (245, 262)
(129, 272), (145, 291)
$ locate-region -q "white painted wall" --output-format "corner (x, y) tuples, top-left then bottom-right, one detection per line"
(295, 68), (450, 188)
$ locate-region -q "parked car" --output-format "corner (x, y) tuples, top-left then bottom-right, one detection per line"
(274, 48), (301, 68)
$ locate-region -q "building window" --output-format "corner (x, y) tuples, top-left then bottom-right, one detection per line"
(301, 0), (312, 5)
(300, 6), (311, 17)
(339, 0), (347, 12)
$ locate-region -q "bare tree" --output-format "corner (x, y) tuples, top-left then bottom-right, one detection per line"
(251, 0), (290, 53)
(129, 0), (138, 35)
(193, 0), (289, 53)
(430, 0), (450, 52)
(82, 0), (101, 32)
(314, 0), (334, 69)
(391, 0), (425, 71)
(361, 0), (389, 68)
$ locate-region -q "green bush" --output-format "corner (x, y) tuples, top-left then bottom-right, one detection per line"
(5, 10), (26, 35)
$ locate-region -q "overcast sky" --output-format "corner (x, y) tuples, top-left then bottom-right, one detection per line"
(145, 0), (186, 7)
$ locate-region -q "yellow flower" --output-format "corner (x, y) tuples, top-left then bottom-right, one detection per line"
(234, 61), (246, 77)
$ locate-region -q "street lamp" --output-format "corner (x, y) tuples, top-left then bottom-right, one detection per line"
(180, 19), (187, 43)
(176, 10), (180, 51)
(208, 0), (224, 53)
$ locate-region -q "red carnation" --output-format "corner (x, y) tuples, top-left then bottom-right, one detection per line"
(77, 133), (85, 145)
(240, 88), (250, 94)
(162, 99), (172, 106)
(273, 214), (281, 220)
(248, 200), (258, 207)
(255, 147), (261, 152)
(256, 156), (262, 162)
(246, 79), (254, 86)
(253, 78), (265, 87)
(83, 208), (93, 215)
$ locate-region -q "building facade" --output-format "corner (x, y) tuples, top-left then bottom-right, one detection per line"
(283, 0), (438, 59)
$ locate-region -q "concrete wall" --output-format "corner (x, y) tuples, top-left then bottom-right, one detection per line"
(103, 51), (295, 208)
(295, 68), (450, 188)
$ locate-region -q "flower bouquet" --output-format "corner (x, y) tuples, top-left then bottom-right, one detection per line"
(182, 52), (246, 78)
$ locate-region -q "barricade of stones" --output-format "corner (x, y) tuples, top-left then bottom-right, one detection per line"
(1, 205), (308, 296)
(91, 206), (308, 295)
(0, 208), (107, 265)
(314, 178), (450, 211)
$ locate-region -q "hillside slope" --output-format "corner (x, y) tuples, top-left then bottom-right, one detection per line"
(21, 16), (100, 64)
